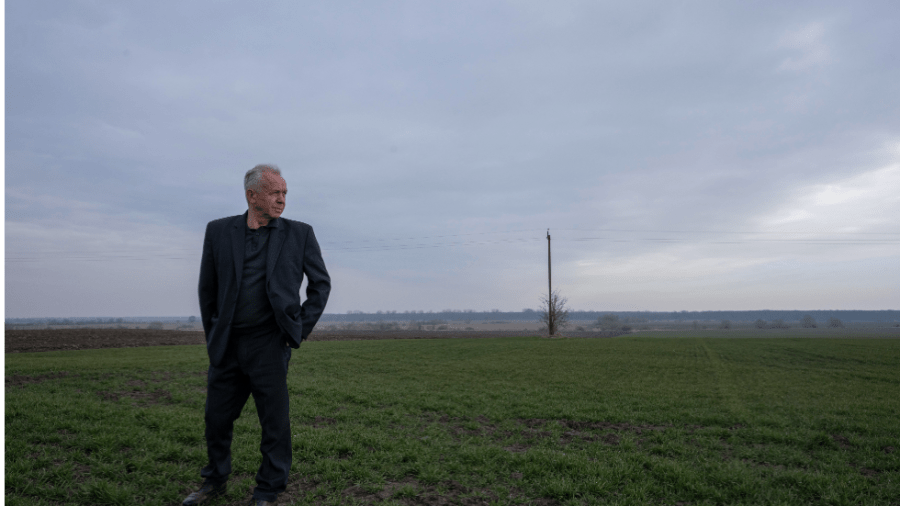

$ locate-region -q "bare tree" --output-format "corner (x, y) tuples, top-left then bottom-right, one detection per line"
(538, 289), (569, 336)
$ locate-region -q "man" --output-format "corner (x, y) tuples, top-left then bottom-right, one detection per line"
(186, 164), (330, 506)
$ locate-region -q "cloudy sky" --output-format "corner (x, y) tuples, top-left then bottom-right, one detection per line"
(5, 1), (900, 318)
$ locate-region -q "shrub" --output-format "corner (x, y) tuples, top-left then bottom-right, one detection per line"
(719, 320), (732, 330)
(827, 318), (844, 328)
(754, 319), (767, 329)
(771, 319), (790, 329)
(801, 315), (817, 328)
(597, 314), (620, 330)
(538, 290), (570, 336)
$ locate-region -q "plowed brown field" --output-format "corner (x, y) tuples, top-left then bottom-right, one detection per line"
(4, 328), (622, 353)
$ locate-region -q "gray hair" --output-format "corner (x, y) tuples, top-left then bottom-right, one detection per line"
(244, 164), (282, 192)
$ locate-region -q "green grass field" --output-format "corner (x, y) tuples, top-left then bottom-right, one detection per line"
(6, 335), (900, 505)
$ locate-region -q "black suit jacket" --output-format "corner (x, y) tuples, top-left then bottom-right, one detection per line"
(198, 211), (331, 367)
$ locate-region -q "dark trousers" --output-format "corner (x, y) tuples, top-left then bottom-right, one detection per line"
(201, 328), (292, 501)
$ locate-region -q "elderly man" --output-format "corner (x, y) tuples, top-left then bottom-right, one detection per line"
(185, 164), (330, 506)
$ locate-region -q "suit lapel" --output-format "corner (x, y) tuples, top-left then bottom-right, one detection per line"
(267, 221), (285, 282)
(231, 214), (246, 288)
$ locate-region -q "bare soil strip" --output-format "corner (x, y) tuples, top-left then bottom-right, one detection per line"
(4, 328), (621, 353)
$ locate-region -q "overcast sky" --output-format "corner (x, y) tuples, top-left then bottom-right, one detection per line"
(5, 1), (900, 318)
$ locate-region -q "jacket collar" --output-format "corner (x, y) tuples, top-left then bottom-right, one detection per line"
(231, 211), (285, 284)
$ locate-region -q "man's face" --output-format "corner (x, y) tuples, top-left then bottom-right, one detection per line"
(248, 171), (287, 220)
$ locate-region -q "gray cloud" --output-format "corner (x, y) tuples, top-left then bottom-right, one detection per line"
(6, 0), (899, 317)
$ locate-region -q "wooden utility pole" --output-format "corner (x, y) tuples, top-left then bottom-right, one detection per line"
(547, 229), (553, 336)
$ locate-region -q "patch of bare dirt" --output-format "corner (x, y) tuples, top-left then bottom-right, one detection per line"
(558, 430), (622, 446)
(300, 416), (337, 428)
(741, 458), (785, 470)
(557, 419), (671, 434)
(5, 371), (76, 387)
(831, 434), (854, 450)
(231, 475), (562, 506)
(96, 388), (173, 406)
(413, 414), (663, 452)
(855, 465), (880, 477)
(504, 443), (531, 453)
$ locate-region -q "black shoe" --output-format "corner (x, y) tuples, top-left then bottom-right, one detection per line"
(248, 499), (276, 506)
(182, 482), (226, 506)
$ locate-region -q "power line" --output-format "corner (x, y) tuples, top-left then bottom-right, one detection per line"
(556, 227), (900, 236)
(326, 228), (537, 244)
(569, 236), (900, 245)
(325, 236), (543, 252)
(6, 229), (899, 262)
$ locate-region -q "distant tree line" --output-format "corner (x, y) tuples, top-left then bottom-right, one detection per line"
(5, 317), (198, 326)
(594, 314), (633, 332)
(317, 310), (900, 324)
(746, 315), (847, 329)
(7, 310), (899, 327)
(11, 317), (127, 325)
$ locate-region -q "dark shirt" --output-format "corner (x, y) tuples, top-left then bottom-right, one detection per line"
(231, 217), (281, 337)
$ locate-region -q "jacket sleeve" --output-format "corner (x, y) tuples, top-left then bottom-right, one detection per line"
(300, 226), (331, 339)
(198, 222), (219, 340)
